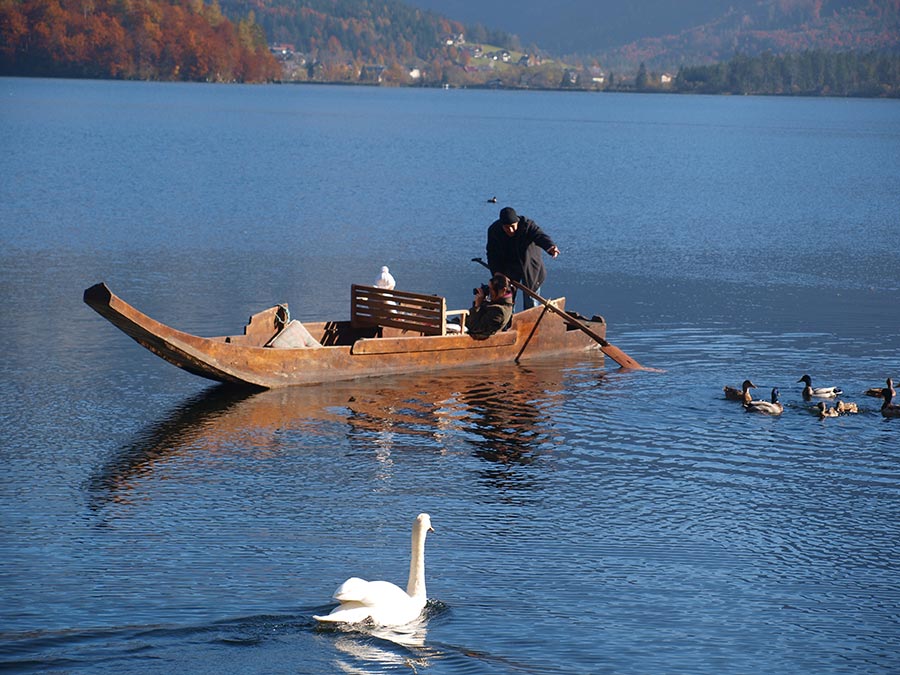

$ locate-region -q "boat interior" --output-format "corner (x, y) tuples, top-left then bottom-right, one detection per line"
(221, 284), (471, 349)
(218, 284), (599, 350)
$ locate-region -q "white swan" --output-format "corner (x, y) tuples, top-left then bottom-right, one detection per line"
(314, 513), (434, 627)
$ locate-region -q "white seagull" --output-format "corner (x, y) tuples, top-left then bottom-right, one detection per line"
(375, 266), (395, 290)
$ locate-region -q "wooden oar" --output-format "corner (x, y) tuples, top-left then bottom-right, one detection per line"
(472, 258), (656, 371)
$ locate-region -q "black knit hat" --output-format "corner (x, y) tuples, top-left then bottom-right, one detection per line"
(499, 207), (518, 225)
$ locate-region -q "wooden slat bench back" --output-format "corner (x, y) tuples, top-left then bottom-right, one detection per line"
(351, 284), (447, 336)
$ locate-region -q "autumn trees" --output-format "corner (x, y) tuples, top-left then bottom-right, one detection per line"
(0, 0), (280, 82)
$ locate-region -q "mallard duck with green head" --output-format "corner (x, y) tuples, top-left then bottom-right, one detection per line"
(745, 388), (784, 415)
(798, 374), (843, 400)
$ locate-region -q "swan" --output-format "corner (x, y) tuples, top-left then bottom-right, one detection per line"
(724, 379), (756, 404)
(314, 513), (434, 627)
(744, 387), (783, 415)
(797, 374), (843, 400)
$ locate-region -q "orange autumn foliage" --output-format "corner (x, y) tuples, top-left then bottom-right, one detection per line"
(0, 0), (280, 81)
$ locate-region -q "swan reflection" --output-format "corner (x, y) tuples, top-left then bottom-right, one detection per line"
(330, 615), (436, 674)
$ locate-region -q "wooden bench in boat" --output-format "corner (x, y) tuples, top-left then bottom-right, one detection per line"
(352, 284), (467, 337)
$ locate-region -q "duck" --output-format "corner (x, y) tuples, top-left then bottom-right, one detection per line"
(487, 196), (497, 203)
(744, 387), (783, 415)
(816, 401), (839, 418)
(314, 513), (434, 627)
(881, 389), (900, 419)
(865, 377), (895, 398)
(724, 379), (757, 404)
(835, 400), (858, 414)
(797, 374), (843, 400)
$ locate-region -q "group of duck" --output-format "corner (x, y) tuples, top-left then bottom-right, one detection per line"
(724, 375), (899, 418)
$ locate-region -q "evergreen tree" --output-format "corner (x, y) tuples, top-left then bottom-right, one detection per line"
(635, 61), (648, 90)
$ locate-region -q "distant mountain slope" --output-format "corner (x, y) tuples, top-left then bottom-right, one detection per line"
(602, 0), (900, 71)
(404, 0), (729, 53)
(406, 0), (900, 69)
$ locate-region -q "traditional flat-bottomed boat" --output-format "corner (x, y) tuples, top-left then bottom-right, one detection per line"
(83, 282), (608, 389)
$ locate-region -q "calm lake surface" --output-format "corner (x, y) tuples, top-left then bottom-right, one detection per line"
(1, 78), (899, 674)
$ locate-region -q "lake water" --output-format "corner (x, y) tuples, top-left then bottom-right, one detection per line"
(1, 78), (899, 674)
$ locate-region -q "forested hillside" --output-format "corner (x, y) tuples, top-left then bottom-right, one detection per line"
(2, 0), (898, 94)
(0, 0), (279, 81)
(674, 50), (900, 97)
(601, 0), (900, 71)
(221, 0), (461, 60)
(218, 0), (518, 74)
(408, 0), (900, 67)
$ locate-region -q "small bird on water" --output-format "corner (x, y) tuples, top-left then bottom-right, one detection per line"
(816, 401), (839, 418)
(865, 377), (895, 399)
(881, 389), (900, 419)
(835, 400), (858, 414)
(798, 374), (843, 400)
(744, 387), (784, 415)
(724, 379), (756, 404)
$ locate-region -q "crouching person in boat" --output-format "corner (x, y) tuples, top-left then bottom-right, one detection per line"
(465, 273), (514, 339)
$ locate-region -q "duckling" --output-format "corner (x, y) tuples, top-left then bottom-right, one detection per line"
(745, 388), (784, 415)
(797, 374), (843, 400)
(865, 377), (895, 398)
(724, 379), (756, 404)
(816, 401), (839, 418)
(881, 388), (900, 419)
(835, 400), (858, 414)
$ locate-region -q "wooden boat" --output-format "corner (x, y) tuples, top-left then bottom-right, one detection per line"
(83, 281), (606, 389)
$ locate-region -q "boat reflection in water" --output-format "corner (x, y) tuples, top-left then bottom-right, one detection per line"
(89, 355), (601, 507)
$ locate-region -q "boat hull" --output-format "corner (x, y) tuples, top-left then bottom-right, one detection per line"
(83, 283), (605, 388)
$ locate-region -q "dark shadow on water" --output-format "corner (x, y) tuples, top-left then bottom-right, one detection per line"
(86, 384), (260, 510)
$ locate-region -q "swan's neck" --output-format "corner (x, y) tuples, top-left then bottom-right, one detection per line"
(406, 524), (427, 598)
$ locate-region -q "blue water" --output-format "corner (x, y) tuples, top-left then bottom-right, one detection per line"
(1, 78), (899, 674)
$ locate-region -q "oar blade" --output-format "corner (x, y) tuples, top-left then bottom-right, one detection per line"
(601, 343), (651, 371)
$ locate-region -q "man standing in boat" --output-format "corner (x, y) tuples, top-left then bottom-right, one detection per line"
(466, 273), (514, 339)
(486, 207), (560, 310)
